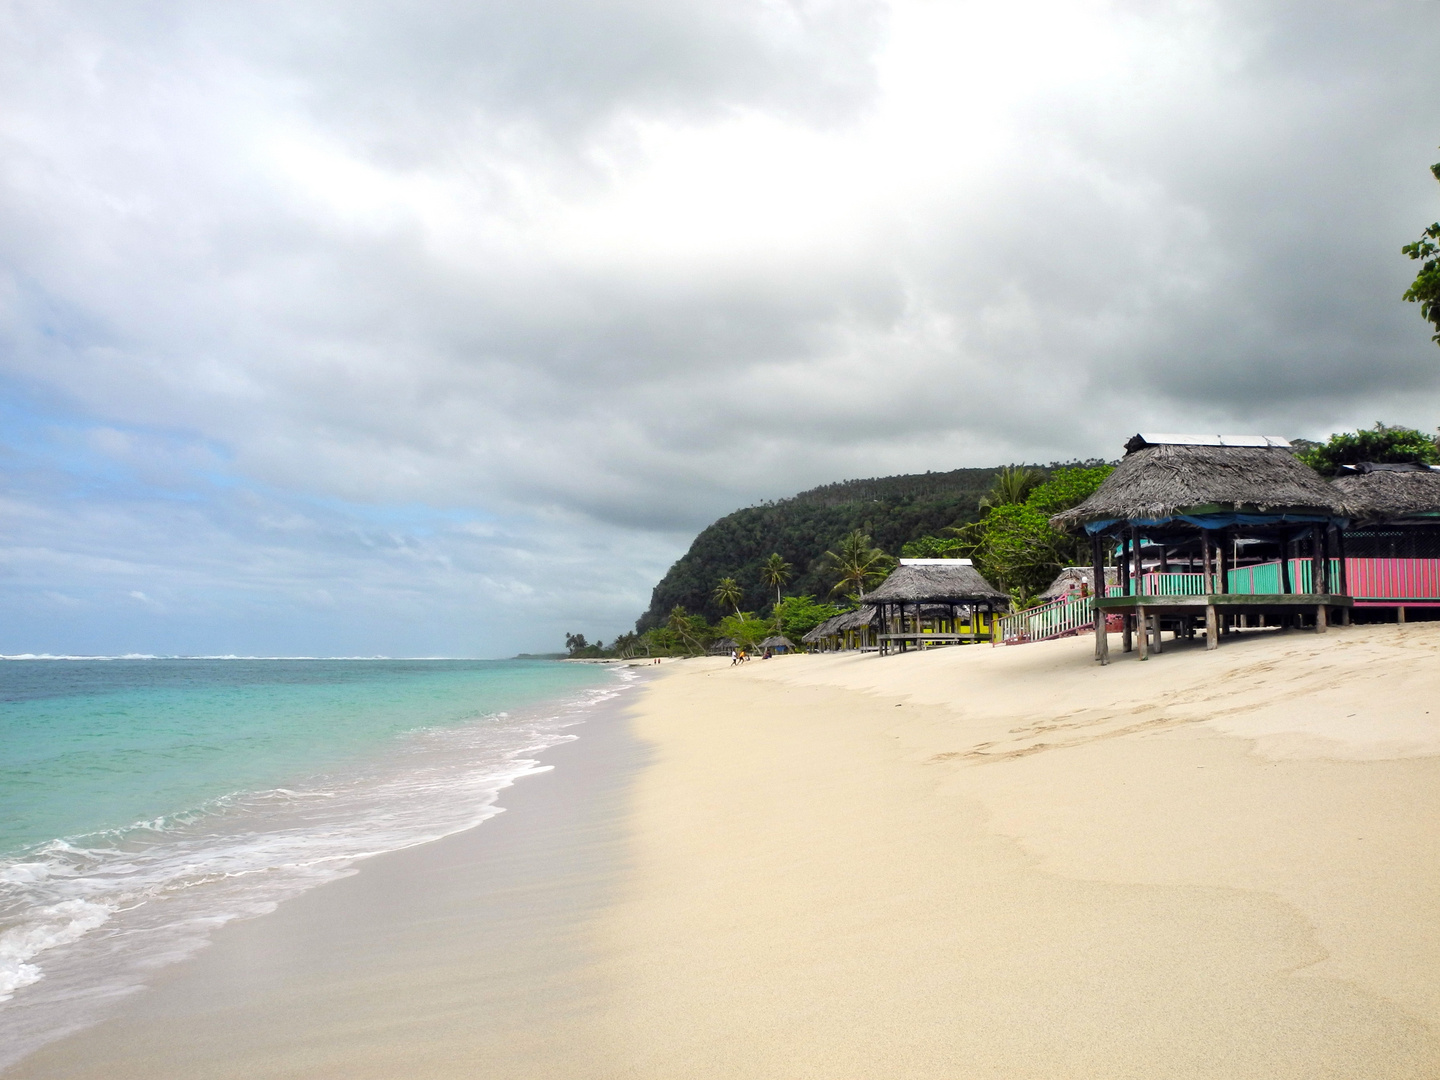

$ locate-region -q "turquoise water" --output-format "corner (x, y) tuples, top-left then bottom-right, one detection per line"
(0, 658), (633, 1067)
(0, 659), (614, 857)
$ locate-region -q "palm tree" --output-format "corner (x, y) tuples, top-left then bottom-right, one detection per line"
(712, 577), (744, 615)
(978, 465), (1044, 512)
(760, 553), (793, 624)
(822, 530), (895, 601)
(667, 605), (705, 654)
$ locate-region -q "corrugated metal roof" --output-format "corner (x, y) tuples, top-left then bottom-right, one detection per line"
(1133, 433), (1291, 449)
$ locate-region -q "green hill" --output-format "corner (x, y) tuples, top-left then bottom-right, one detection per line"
(636, 467), (1009, 631)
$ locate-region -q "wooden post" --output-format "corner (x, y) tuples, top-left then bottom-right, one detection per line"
(1137, 605), (1149, 660)
(1316, 603), (1328, 633)
(1398, 606), (1407, 624)
(1311, 525), (1326, 596)
(1117, 532), (1128, 650)
(1205, 604), (1218, 650)
(1092, 535), (1108, 664)
(1336, 527), (1349, 597)
(1279, 532), (1292, 594)
(1151, 612), (1162, 654)
(1201, 531), (1213, 594)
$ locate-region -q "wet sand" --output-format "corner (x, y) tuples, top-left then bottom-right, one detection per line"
(11, 624), (1440, 1078)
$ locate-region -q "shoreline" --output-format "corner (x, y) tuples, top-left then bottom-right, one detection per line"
(12, 626), (1440, 1077)
(3, 674), (650, 1079)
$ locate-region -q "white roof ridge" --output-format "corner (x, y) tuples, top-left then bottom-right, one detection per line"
(1136, 433), (1291, 449)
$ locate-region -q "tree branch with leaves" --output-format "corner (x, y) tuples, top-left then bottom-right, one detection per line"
(1403, 154), (1440, 346)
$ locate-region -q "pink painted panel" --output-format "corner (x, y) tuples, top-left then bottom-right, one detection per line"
(1345, 558), (1440, 600)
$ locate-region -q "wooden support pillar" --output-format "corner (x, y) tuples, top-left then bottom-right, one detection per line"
(1151, 613), (1162, 654)
(1398, 606), (1407, 624)
(1137, 605), (1149, 660)
(1279, 532), (1292, 594)
(1205, 604), (1219, 650)
(1312, 525), (1327, 596)
(1092, 535), (1109, 664)
(1315, 603), (1328, 633)
(1201, 530), (1214, 594)
(1336, 527), (1349, 597)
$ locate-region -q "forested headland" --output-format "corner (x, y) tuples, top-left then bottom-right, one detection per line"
(635, 465), (1084, 631)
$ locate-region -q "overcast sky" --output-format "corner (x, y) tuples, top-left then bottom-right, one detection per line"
(2, 0), (1439, 656)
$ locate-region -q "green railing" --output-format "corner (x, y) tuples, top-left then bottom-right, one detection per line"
(1226, 559), (1342, 594)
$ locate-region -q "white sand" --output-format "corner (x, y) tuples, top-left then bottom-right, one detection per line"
(587, 623), (1440, 1077)
(10, 623), (1440, 1078)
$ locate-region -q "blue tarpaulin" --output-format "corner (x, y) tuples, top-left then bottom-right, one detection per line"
(1083, 512), (1348, 535)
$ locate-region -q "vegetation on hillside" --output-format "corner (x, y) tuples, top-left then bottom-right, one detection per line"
(635, 467), (1014, 630)
(932, 465), (1115, 606)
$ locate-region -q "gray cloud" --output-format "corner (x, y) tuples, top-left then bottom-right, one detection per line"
(1, 0), (1439, 651)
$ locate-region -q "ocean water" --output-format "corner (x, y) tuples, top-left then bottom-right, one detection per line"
(0, 657), (634, 1067)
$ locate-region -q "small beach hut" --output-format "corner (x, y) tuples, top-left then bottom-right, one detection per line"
(1041, 566), (1118, 601)
(863, 559), (1008, 655)
(709, 636), (739, 656)
(1050, 434), (1356, 661)
(758, 635), (796, 655)
(802, 607), (879, 652)
(1332, 463), (1440, 616)
(802, 614), (845, 651)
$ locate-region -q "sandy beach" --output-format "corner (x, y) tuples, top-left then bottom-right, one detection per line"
(10, 624), (1440, 1078)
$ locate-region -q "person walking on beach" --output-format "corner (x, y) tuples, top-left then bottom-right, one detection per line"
(731, 648), (738, 666)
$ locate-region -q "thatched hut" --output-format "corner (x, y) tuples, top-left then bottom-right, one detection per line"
(802, 607), (878, 652)
(1052, 434), (1355, 660)
(1330, 463), (1440, 614)
(709, 636), (739, 656)
(1041, 566), (1118, 601)
(758, 635), (796, 655)
(863, 559), (1008, 655)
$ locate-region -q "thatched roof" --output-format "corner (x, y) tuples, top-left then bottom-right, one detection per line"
(1051, 436), (1353, 534)
(864, 560), (1007, 604)
(1332, 463), (1440, 521)
(759, 635), (795, 649)
(802, 606), (878, 642)
(1041, 566), (1117, 600)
